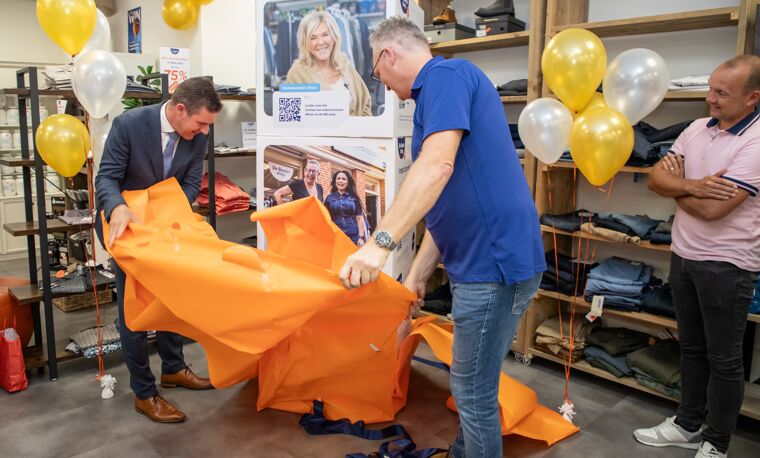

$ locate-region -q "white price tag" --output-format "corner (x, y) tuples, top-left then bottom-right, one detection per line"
(590, 295), (605, 315)
(476, 29), (487, 37)
(56, 100), (67, 114)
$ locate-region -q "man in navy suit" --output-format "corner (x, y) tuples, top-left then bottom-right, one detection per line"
(96, 77), (222, 423)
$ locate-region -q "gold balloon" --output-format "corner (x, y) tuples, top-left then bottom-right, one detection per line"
(569, 107), (634, 186)
(575, 92), (607, 118)
(542, 28), (607, 112)
(35, 115), (89, 177)
(163, 0), (200, 30)
(36, 0), (97, 56)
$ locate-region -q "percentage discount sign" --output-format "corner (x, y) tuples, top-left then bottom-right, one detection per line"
(160, 47), (190, 93)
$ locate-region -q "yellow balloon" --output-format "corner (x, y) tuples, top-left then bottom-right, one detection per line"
(542, 28), (607, 112)
(36, 0), (97, 56)
(574, 92), (607, 119)
(569, 107), (634, 186)
(35, 115), (89, 177)
(163, 0), (200, 30)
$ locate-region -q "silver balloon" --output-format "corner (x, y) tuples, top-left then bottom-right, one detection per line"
(73, 50), (126, 119)
(518, 98), (573, 164)
(78, 9), (112, 58)
(603, 49), (670, 125)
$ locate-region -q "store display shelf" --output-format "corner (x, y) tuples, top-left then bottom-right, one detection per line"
(430, 31), (530, 54)
(0, 149), (21, 152)
(528, 346), (760, 421)
(9, 282), (110, 306)
(536, 289), (678, 329)
(540, 225), (671, 253)
(543, 161), (653, 175)
(24, 339), (82, 370)
(207, 148), (257, 159)
(3, 88), (162, 99)
(552, 7), (738, 38)
(664, 90), (709, 101)
(0, 157), (36, 167)
(501, 95), (528, 104)
(0, 125), (30, 129)
(4, 219), (90, 237)
(219, 94), (256, 101)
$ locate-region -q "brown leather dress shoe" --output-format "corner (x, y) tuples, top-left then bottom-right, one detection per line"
(134, 395), (186, 423)
(432, 6), (457, 25)
(161, 367), (213, 390)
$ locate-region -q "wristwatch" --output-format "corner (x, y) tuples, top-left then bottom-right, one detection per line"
(374, 231), (397, 251)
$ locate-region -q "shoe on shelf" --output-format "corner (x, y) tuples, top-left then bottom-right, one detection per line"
(633, 416), (702, 450)
(432, 6), (457, 25)
(161, 366), (213, 390)
(475, 0), (515, 18)
(134, 395), (186, 423)
(695, 441), (727, 458)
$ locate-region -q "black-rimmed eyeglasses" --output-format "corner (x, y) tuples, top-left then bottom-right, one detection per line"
(371, 49), (386, 82)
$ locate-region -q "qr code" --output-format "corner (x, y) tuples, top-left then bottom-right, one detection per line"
(278, 97), (302, 122)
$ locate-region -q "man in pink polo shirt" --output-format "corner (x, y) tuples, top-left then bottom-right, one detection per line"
(634, 55), (760, 458)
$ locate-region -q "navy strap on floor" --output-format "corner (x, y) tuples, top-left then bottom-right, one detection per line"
(299, 400), (446, 458)
(411, 355), (450, 372)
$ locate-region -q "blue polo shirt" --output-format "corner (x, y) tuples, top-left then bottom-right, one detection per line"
(411, 56), (545, 284)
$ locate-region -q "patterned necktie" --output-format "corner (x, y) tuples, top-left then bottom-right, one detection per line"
(163, 132), (179, 179)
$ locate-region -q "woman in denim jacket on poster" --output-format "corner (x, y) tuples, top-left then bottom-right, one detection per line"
(323, 170), (367, 246)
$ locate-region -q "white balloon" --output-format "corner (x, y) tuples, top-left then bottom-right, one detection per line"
(78, 10), (112, 58)
(603, 49), (670, 125)
(518, 98), (573, 164)
(73, 50), (126, 119)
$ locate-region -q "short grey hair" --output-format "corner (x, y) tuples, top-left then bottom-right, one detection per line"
(369, 16), (428, 51)
(306, 159), (321, 172)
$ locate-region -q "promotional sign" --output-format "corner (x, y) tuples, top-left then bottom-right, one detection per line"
(241, 122), (257, 149)
(159, 47), (190, 93)
(128, 7), (142, 54)
(274, 87), (349, 129)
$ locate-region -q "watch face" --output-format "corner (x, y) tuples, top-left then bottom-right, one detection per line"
(376, 231), (391, 247)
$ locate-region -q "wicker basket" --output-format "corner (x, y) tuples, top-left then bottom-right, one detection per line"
(53, 287), (112, 312)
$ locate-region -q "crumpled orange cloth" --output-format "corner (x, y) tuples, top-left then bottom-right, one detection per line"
(105, 179), (578, 444)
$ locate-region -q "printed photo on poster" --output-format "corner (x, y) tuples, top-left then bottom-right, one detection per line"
(263, 144), (386, 247)
(262, 0), (387, 123)
(128, 7), (142, 54)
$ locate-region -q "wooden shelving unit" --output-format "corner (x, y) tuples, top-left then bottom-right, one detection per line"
(540, 225), (671, 252)
(526, 0), (760, 421)
(552, 7), (739, 38)
(501, 95), (528, 104)
(4, 220), (90, 236)
(430, 31), (530, 55)
(9, 282), (110, 306)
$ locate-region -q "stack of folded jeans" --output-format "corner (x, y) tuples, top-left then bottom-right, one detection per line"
(627, 339), (681, 398)
(508, 124), (524, 149)
(649, 216), (673, 245)
(640, 283), (675, 318)
(540, 209), (597, 232)
(583, 346), (633, 378)
(540, 250), (595, 296)
(628, 120), (693, 166)
(125, 76), (160, 94)
(584, 257), (653, 311)
(535, 312), (599, 362)
(591, 213), (671, 245)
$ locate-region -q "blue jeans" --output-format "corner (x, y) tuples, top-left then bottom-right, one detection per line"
(449, 272), (542, 458)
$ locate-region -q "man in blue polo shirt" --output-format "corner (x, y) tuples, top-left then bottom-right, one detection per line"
(338, 16), (545, 457)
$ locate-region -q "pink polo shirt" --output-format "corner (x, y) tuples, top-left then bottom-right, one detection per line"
(670, 109), (760, 272)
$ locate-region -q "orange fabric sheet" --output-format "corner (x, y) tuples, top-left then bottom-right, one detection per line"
(105, 179), (578, 444)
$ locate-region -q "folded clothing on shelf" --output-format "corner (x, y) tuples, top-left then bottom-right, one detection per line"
(580, 223), (641, 245)
(196, 172), (251, 215)
(540, 209), (597, 232)
(627, 338), (681, 388)
(669, 75), (710, 89)
(508, 123), (524, 149)
(541, 250), (596, 296)
(497, 78), (528, 96)
(535, 312), (600, 360)
(632, 367), (681, 398)
(586, 326), (651, 356)
(640, 283), (675, 318)
(584, 257), (659, 312)
(750, 276), (760, 315)
(66, 323), (122, 359)
(583, 345), (633, 377)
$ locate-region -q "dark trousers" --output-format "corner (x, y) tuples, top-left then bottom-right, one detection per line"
(670, 253), (758, 453)
(115, 262), (186, 400)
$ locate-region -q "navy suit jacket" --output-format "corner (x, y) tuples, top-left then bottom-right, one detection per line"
(95, 103), (207, 224)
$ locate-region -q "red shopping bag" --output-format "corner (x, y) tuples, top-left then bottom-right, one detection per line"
(0, 322), (28, 393)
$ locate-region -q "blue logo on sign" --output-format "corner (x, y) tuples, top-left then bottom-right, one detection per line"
(171, 48), (180, 55)
(397, 138), (406, 159)
(400, 0), (409, 14)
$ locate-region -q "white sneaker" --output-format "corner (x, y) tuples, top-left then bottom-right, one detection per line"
(695, 441), (727, 458)
(633, 416), (702, 450)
